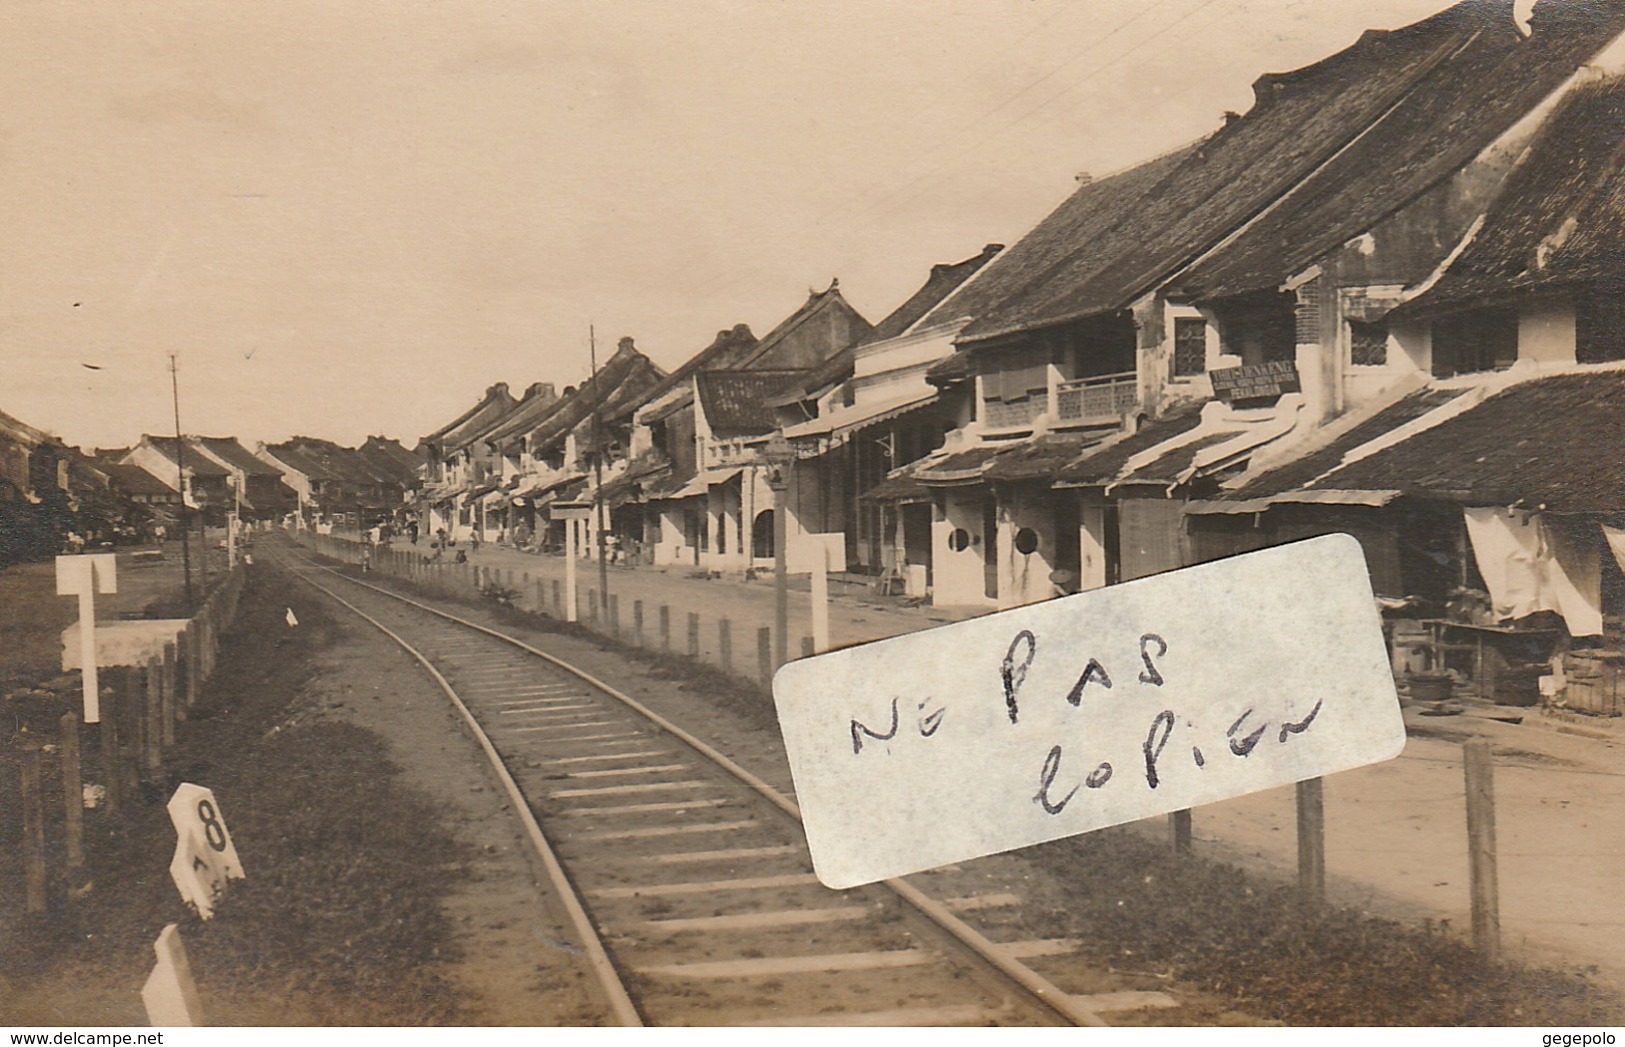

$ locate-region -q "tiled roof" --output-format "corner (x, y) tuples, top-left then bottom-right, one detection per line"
(1172, 6), (1625, 302)
(775, 245), (1006, 405)
(861, 463), (933, 504)
(0, 407), (54, 448)
(1396, 74), (1625, 318)
(868, 244), (1006, 344)
(733, 281), (872, 372)
(490, 343), (664, 453)
(199, 437), (283, 476)
(1055, 404), (1206, 487)
(422, 383), (519, 452)
(695, 370), (806, 435)
(145, 436), (230, 477)
(1113, 431), (1239, 486)
(262, 442), (338, 482)
(1306, 370), (1625, 511)
(916, 443), (1011, 485)
(928, 145), (1199, 341)
(631, 325), (759, 414)
(924, 351), (975, 388)
(957, 1), (1528, 344)
(982, 433), (1106, 484)
(99, 462), (176, 497)
(1216, 388), (1461, 500)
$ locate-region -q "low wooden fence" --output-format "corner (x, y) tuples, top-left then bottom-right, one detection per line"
(296, 530), (819, 692)
(10, 563), (248, 915)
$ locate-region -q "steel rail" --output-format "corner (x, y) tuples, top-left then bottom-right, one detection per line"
(278, 555), (644, 1027)
(281, 543), (1105, 1028)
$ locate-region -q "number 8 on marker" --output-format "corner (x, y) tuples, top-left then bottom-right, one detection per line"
(197, 799), (229, 852)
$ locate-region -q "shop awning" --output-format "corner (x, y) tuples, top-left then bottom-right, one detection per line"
(655, 467), (743, 501)
(782, 393), (936, 446)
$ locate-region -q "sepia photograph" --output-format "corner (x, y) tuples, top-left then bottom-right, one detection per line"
(3, 0), (1624, 1031)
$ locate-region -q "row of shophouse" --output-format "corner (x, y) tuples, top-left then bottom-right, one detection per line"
(419, 0), (1625, 661)
(0, 407), (425, 565)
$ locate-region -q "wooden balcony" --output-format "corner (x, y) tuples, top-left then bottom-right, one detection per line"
(982, 394), (1049, 430)
(1055, 371), (1137, 426)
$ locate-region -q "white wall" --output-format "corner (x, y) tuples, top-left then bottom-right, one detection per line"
(931, 490), (994, 608)
(998, 490), (1056, 610)
(1518, 298), (1577, 366)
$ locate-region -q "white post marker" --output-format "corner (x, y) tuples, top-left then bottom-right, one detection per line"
(166, 783), (245, 919)
(772, 534), (1405, 889)
(811, 539), (830, 654)
(141, 923), (204, 1027)
(566, 518), (579, 622)
(555, 501), (592, 624)
(56, 553), (117, 723)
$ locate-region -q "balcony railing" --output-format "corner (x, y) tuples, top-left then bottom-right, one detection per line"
(983, 394), (1049, 430)
(1055, 371), (1138, 425)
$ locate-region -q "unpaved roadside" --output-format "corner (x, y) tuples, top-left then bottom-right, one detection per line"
(269, 562), (606, 1025)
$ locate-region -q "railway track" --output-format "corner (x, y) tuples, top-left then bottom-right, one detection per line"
(272, 539), (1186, 1027)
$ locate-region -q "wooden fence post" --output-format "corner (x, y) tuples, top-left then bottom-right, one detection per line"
(161, 641), (178, 746)
(178, 627), (197, 712)
(687, 612), (700, 658)
(1169, 809), (1193, 855)
(143, 656), (163, 777)
(633, 600), (644, 646)
(758, 627), (772, 687)
(1464, 740), (1500, 960)
(719, 618), (732, 671)
(1296, 777), (1325, 906)
(20, 746), (47, 914)
(659, 605), (671, 651)
(100, 674), (124, 817)
(608, 594), (620, 638)
(60, 712), (85, 885)
(588, 589), (598, 623)
(552, 580), (562, 616)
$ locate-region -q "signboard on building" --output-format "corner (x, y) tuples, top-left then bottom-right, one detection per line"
(551, 501), (593, 522)
(1209, 360), (1301, 404)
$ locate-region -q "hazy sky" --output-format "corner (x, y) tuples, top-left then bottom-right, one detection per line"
(2, 0), (1461, 450)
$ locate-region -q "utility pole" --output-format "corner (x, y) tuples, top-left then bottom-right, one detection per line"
(590, 325), (608, 607)
(169, 354), (194, 614)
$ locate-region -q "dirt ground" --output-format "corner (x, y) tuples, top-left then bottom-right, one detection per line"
(5, 545), (1621, 1026)
(1, 558), (601, 1026)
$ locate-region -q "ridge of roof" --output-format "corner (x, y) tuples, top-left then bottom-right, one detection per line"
(633, 324), (760, 410)
(695, 369), (809, 435)
(421, 382), (518, 448)
(1170, 4), (1625, 302)
(771, 246), (1005, 406)
(958, 0), (1507, 345)
(491, 343), (664, 453)
(1395, 72), (1625, 318)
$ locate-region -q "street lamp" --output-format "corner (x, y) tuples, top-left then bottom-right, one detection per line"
(763, 433), (794, 674)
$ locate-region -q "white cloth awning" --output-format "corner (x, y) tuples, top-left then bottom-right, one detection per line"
(783, 393), (935, 444)
(1463, 508), (1601, 637)
(665, 467), (742, 501)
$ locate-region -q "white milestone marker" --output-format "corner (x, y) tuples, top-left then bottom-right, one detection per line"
(772, 534), (1404, 889)
(141, 923), (204, 1027)
(56, 553), (117, 723)
(166, 783), (246, 919)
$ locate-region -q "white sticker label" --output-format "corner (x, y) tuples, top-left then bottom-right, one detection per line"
(772, 534), (1404, 889)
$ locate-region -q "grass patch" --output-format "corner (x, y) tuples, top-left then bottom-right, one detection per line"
(0, 562), (469, 1025)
